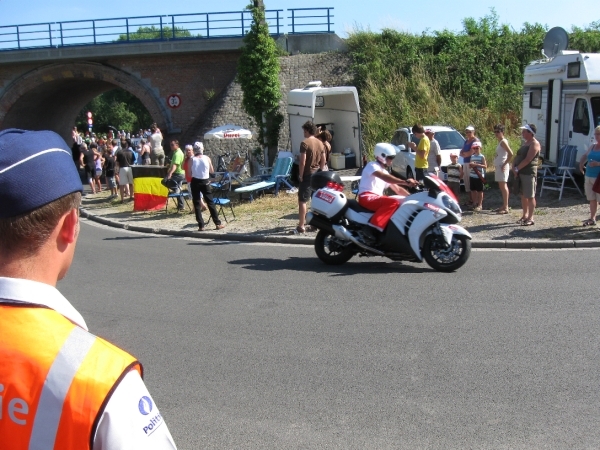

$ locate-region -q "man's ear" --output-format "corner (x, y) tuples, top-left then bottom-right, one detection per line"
(58, 209), (79, 245)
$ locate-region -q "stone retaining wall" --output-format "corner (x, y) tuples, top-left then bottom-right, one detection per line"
(187, 52), (353, 168)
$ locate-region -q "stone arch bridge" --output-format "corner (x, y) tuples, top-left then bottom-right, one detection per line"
(0, 34), (345, 144)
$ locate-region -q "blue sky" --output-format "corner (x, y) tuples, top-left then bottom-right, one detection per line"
(0, 0), (597, 37)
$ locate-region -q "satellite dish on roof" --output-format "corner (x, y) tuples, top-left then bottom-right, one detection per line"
(542, 27), (569, 59)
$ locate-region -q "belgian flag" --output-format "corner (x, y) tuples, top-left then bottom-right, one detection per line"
(132, 166), (168, 211)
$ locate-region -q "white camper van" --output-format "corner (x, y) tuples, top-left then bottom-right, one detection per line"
(522, 27), (600, 171)
(287, 81), (362, 170)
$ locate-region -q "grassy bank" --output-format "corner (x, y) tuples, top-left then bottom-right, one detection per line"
(346, 13), (600, 160)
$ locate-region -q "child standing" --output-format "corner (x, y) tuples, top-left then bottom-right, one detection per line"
(469, 141), (487, 211)
(446, 153), (463, 200)
(104, 142), (118, 200)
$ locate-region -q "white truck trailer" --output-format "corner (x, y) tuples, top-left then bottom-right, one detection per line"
(287, 81), (362, 170)
(522, 27), (600, 171)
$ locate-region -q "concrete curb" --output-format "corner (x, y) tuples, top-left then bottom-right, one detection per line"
(79, 209), (315, 245)
(80, 209), (600, 249)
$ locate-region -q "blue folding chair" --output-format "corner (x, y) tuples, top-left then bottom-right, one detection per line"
(207, 178), (235, 224)
(164, 179), (192, 213)
(234, 157), (294, 201)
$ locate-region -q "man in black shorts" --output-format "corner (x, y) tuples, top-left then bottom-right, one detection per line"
(79, 142), (97, 194)
(296, 121), (325, 234)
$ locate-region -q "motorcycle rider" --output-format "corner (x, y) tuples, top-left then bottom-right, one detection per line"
(358, 143), (418, 232)
(358, 143), (418, 231)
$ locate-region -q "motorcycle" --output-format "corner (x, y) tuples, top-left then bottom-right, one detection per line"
(305, 171), (472, 272)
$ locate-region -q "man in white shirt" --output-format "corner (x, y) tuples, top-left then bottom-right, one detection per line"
(0, 128), (177, 450)
(425, 128), (442, 175)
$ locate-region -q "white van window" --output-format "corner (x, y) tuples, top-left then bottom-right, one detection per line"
(573, 98), (591, 135)
(530, 89), (542, 109)
(591, 97), (600, 128)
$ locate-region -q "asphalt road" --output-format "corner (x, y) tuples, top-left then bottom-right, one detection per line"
(58, 220), (600, 449)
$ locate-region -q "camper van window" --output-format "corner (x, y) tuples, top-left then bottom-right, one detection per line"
(567, 62), (581, 78)
(315, 96), (325, 107)
(530, 89), (542, 109)
(591, 97), (600, 128)
(572, 98), (591, 135)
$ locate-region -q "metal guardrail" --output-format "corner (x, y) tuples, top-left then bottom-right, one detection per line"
(0, 8), (334, 52)
(289, 8), (334, 34)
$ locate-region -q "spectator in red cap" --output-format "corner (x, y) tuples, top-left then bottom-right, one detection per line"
(460, 125), (480, 206)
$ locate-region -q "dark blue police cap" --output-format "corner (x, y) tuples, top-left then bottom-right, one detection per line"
(0, 129), (83, 218)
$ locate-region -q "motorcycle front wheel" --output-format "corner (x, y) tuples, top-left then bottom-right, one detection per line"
(314, 230), (355, 265)
(422, 234), (471, 272)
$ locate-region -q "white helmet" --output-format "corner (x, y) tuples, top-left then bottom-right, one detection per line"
(374, 143), (397, 164)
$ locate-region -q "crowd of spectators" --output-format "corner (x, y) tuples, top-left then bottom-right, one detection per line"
(390, 123), (599, 228)
(73, 124), (226, 229)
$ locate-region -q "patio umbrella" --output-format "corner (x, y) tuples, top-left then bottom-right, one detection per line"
(204, 124), (253, 140)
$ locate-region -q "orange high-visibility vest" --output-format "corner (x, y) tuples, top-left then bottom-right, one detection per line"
(0, 304), (142, 450)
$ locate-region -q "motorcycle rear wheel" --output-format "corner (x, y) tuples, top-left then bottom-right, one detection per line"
(422, 234), (471, 272)
(314, 230), (355, 265)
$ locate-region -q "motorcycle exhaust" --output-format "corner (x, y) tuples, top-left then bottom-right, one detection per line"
(305, 212), (335, 234)
(307, 213), (385, 256)
(332, 225), (385, 256)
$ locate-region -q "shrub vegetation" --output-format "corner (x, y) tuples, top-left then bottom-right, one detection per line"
(346, 11), (600, 161)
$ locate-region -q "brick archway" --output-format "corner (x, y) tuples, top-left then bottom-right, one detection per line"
(0, 62), (172, 143)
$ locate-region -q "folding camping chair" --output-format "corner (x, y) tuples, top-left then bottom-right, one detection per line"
(213, 154), (250, 190)
(207, 178), (235, 224)
(164, 179), (192, 213)
(234, 156), (294, 201)
(539, 145), (584, 200)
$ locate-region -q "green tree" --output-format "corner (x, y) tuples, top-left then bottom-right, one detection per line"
(76, 89), (153, 134)
(117, 25), (196, 41)
(237, 1), (283, 166)
(570, 21), (600, 53)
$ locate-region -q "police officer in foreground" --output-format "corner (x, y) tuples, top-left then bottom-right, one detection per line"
(0, 129), (177, 449)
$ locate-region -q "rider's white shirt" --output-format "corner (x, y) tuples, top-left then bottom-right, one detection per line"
(358, 161), (390, 195)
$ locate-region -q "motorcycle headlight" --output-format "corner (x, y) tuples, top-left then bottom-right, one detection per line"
(441, 194), (461, 215)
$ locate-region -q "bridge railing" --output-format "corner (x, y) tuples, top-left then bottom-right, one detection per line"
(0, 8), (334, 52)
(288, 8), (334, 34)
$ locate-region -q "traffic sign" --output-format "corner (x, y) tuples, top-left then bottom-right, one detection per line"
(167, 94), (181, 109)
